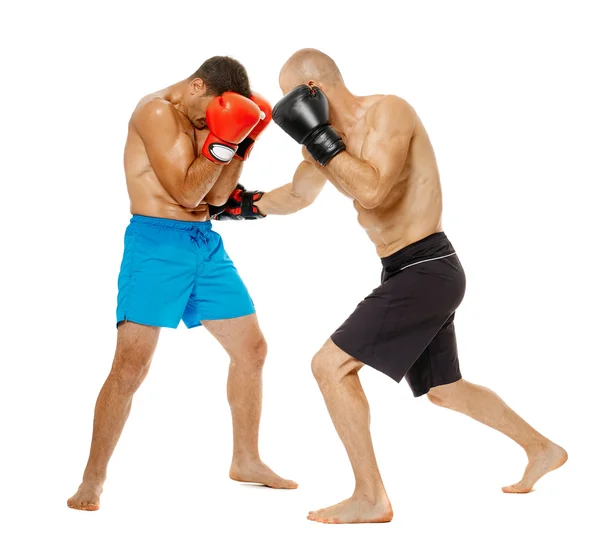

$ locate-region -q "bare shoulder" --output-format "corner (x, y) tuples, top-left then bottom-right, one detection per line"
(130, 95), (179, 135)
(367, 95), (416, 134)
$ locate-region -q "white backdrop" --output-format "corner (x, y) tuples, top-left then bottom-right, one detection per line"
(1, 1), (598, 535)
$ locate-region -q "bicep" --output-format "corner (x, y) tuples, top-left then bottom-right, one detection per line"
(361, 98), (415, 190)
(362, 131), (411, 186)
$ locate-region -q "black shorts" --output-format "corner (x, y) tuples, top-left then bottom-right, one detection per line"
(331, 232), (466, 397)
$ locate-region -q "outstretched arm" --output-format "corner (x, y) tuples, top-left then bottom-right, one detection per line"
(324, 96), (415, 209)
(211, 155), (326, 220)
(256, 159), (327, 216)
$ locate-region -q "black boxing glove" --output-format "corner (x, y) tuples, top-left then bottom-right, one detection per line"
(272, 84), (346, 166)
(211, 184), (265, 220)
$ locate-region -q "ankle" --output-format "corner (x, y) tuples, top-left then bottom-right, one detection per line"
(353, 484), (388, 504)
(523, 437), (551, 454)
(231, 452), (261, 467)
(82, 470), (106, 485)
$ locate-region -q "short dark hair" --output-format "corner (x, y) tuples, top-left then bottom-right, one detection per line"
(190, 56), (251, 98)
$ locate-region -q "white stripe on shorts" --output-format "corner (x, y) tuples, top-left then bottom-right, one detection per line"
(399, 252), (457, 271)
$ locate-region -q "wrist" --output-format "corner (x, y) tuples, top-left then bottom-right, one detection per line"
(305, 125), (346, 166)
(235, 137), (255, 161)
(202, 132), (238, 164)
(254, 193), (268, 215)
(242, 190), (265, 219)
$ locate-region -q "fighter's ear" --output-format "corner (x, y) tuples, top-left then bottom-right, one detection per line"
(190, 78), (207, 95)
(307, 80), (321, 93)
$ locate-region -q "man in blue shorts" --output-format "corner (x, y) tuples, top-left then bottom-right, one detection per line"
(67, 56), (297, 511)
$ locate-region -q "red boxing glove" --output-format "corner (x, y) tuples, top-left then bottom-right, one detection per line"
(203, 92), (261, 164)
(235, 92), (273, 161)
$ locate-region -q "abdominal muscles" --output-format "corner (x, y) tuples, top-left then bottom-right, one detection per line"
(357, 173), (443, 257)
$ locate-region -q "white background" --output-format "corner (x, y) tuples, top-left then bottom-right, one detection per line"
(1, 1), (598, 535)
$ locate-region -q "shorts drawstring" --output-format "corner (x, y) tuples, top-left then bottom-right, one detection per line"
(117, 215), (256, 329)
(189, 226), (209, 246)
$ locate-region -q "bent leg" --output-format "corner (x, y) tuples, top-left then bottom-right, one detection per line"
(307, 339), (393, 524)
(202, 314), (297, 489)
(428, 379), (568, 493)
(67, 322), (160, 510)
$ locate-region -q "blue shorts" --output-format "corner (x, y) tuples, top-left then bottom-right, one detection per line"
(116, 215), (255, 328)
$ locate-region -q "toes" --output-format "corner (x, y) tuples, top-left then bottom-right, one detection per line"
(307, 511), (330, 522)
(67, 497), (83, 509)
(502, 484), (532, 494)
(67, 495), (100, 510)
(313, 515), (339, 524)
(263, 477), (298, 489)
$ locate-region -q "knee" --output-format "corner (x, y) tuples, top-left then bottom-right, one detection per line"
(110, 349), (153, 393)
(427, 380), (464, 408)
(232, 336), (267, 369)
(251, 336), (268, 367)
(311, 349), (338, 386)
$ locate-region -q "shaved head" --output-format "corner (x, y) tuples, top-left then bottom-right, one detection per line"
(279, 48), (344, 93)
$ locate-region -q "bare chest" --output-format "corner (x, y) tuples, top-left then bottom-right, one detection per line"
(176, 112), (200, 150)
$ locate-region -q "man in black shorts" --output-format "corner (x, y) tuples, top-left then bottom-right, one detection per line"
(332, 232), (464, 395)
(211, 49), (568, 524)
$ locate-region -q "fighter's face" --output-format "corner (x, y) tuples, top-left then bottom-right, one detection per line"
(187, 78), (212, 129)
(187, 94), (213, 129)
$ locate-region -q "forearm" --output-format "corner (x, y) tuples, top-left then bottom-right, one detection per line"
(256, 184), (311, 215)
(256, 161), (325, 216)
(178, 156), (223, 208)
(326, 152), (381, 209)
(204, 160), (243, 206)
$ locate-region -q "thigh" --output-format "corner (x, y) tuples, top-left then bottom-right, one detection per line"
(202, 314), (264, 357)
(331, 262), (462, 383)
(183, 233), (255, 328)
(406, 315), (462, 398)
(117, 224), (196, 328)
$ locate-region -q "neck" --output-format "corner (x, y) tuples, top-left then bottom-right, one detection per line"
(327, 85), (361, 136)
(165, 80), (190, 112)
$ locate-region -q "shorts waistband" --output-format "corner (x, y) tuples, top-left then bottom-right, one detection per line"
(381, 232), (455, 269)
(130, 214), (213, 231)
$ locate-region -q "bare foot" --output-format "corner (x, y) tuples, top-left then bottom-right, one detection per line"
(67, 481), (103, 511)
(308, 495), (393, 524)
(230, 459), (298, 489)
(502, 440), (568, 493)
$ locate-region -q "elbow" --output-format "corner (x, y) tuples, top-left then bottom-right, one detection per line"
(204, 192), (229, 207)
(175, 193), (201, 209)
(357, 191), (384, 210)
(289, 191), (315, 213)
